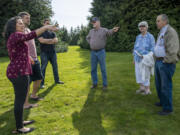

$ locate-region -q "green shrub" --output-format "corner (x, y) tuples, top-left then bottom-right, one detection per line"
(78, 0), (180, 52)
(55, 41), (68, 53)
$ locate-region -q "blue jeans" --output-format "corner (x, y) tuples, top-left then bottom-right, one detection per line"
(91, 49), (107, 86)
(155, 60), (176, 112)
(40, 51), (59, 85)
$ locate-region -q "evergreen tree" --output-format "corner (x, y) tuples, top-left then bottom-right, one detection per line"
(0, 0), (53, 56)
(79, 0), (180, 52)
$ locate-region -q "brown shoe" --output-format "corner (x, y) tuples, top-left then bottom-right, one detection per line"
(91, 85), (97, 89)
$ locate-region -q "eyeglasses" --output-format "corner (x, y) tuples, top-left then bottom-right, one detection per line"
(139, 25), (146, 27)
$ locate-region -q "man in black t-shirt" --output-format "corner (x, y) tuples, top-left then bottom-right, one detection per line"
(38, 19), (64, 88)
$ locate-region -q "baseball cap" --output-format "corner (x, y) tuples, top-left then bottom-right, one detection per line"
(91, 17), (100, 23)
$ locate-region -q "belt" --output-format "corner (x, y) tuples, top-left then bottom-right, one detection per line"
(91, 48), (104, 52)
(156, 57), (164, 61)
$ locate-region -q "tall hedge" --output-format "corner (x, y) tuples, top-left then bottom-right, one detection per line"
(78, 0), (180, 52)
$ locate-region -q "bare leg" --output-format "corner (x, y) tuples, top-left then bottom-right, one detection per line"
(31, 80), (41, 98)
(24, 86), (31, 107)
(24, 84), (38, 109)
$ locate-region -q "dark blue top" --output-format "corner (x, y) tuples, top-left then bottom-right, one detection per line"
(39, 30), (56, 53)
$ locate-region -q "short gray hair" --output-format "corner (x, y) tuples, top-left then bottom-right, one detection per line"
(138, 21), (148, 29)
(160, 14), (169, 24)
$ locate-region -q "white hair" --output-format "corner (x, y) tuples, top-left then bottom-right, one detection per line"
(138, 21), (149, 29)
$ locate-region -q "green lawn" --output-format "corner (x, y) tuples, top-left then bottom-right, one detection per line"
(0, 46), (180, 135)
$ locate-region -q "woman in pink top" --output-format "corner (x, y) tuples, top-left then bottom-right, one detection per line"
(4, 16), (58, 134)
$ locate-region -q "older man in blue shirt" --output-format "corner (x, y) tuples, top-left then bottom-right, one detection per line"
(154, 14), (180, 116)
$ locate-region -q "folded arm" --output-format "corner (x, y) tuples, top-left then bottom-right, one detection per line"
(38, 37), (58, 45)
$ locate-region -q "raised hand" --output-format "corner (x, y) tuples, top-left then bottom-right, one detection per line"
(113, 27), (119, 32)
(45, 25), (59, 32)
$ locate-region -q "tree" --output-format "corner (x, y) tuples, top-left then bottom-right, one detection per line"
(0, 0), (53, 56)
(69, 26), (81, 45)
(79, 0), (180, 52)
(59, 26), (69, 42)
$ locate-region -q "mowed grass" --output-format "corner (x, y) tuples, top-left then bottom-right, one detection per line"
(0, 46), (180, 135)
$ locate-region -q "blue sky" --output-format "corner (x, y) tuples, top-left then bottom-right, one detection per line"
(52, 0), (93, 31)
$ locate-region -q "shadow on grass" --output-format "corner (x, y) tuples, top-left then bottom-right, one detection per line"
(0, 107), (31, 135)
(72, 47), (107, 134)
(73, 47), (180, 135)
(38, 83), (56, 98)
(72, 89), (107, 135)
(0, 83), (56, 135)
(71, 47), (155, 134)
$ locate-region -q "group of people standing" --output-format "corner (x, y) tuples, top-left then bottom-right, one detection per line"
(4, 12), (63, 134)
(3, 12), (179, 134)
(133, 14), (179, 116)
(86, 14), (179, 118)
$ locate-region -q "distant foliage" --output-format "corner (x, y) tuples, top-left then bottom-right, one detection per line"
(55, 30), (69, 53)
(78, 25), (91, 49)
(68, 27), (80, 45)
(78, 0), (180, 52)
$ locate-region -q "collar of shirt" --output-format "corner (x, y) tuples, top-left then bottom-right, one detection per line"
(160, 25), (168, 35)
(93, 27), (101, 31)
(139, 32), (149, 38)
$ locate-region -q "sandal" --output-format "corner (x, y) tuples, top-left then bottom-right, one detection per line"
(23, 120), (35, 126)
(24, 104), (38, 109)
(136, 89), (145, 94)
(30, 96), (43, 101)
(12, 127), (34, 134)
